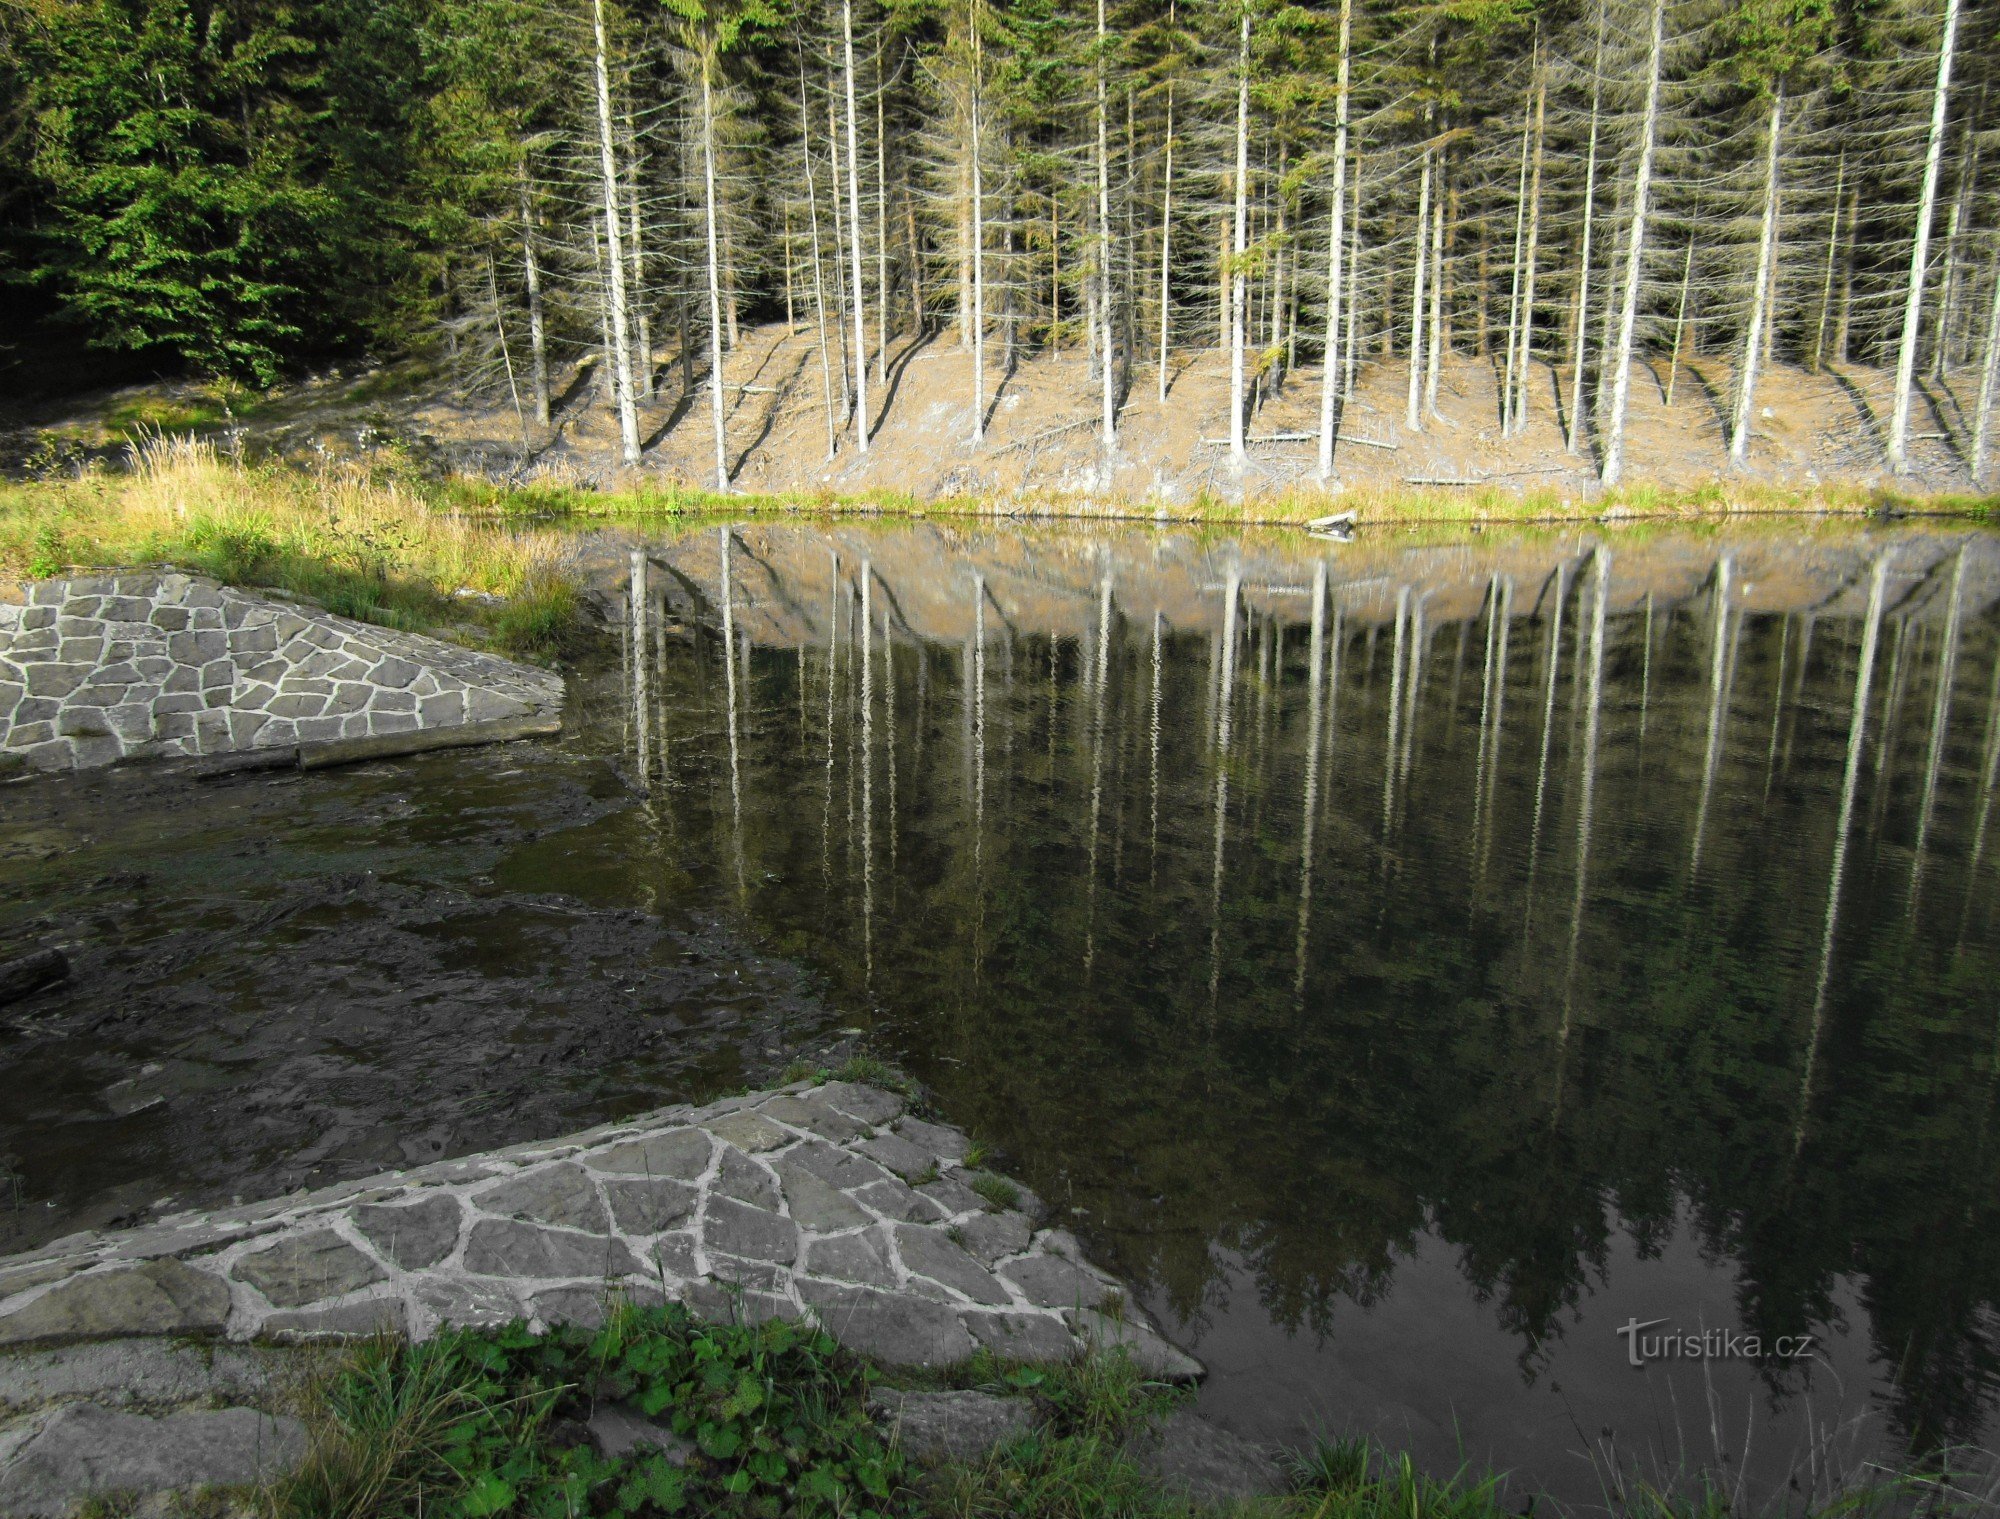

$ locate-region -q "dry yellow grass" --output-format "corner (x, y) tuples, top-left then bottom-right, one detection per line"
(0, 436), (582, 655)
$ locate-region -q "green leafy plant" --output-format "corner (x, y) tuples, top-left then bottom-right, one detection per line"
(274, 1303), (913, 1519)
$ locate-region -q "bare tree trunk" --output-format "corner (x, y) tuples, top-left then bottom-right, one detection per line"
(1315, 0), (1352, 477)
(801, 64), (838, 459)
(877, 42), (890, 382)
(1666, 234), (1692, 406)
(591, 0), (640, 465)
(828, 90), (852, 415)
(1510, 71), (1546, 434)
(1599, 0), (1664, 487)
(1406, 144), (1432, 433)
(624, 106), (653, 399)
(1811, 150), (1844, 372)
(519, 171), (550, 427)
(842, 0), (871, 451)
(1158, 84), (1175, 405)
(1228, 8), (1251, 465)
(1425, 151), (1445, 418)
(1345, 156), (1362, 399)
(1096, 0), (1117, 457)
(1889, 0), (1961, 472)
(1731, 88), (1784, 465)
(1502, 84), (1533, 432)
(1974, 254), (2000, 480)
(970, 0), (987, 443)
(1834, 182), (1857, 363)
(487, 252), (528, 454)
(699, 40), (731, 491)
(1566, 0), (1604, 454)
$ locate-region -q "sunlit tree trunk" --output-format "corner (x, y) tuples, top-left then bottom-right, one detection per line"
(842, 0), (871, 451)
(1599, 0), (1663, 487)
(1158, 84), (1175, 406)
(1096, 0), (1117, 457)
(1406, 145), (1432, 433)
(591, 0), (640, 464)
(699, 42), (731, 490)
(969, 0), (987, 443)
(1228, 9), (1251, 465)
(1566, 2), (1604, 455)
(1888, 0), (1960, 473)
(1510, 70), (1546, 435)
(1975, 258), (2000, 481)
(1315, 0), (1352, 477)
(1731, 88), (1784, 466)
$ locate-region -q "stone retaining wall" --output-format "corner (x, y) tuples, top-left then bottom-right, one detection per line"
(0, 572), (562, 771)
(0, 1081), (1201, 1378)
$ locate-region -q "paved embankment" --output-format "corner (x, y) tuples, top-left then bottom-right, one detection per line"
(0, 572), (561, 772)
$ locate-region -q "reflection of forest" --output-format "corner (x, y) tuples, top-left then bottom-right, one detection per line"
(614, 522), (2000, 1455)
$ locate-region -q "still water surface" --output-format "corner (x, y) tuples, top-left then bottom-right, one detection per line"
(6, 518), (2000, 1506)
(581, 520), (2000, 1505)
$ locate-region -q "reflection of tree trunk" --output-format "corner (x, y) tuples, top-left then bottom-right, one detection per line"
(861, 563), (874, 984)
(1764, 613), (1791, 802)
(1958, 644), (2000, 951)
(1910, 549), (1966, 919)
(1560, 551), (1609, 1050)
(1296, 563), (1328, 1001)
(1383, 586), (1410, 842)
(630, 551), (650, 790)
(1798, 554), (1892, 1158)
(1689, 557), (1734, 877)
(1522, 564), (1570, 923)
(1086, 576), (1113, 972)
(822, 550), (839, 884)
(1209, 570), (1241, 1007)
(1150, 610), (1163, 877)
(720, 529), (745, 896)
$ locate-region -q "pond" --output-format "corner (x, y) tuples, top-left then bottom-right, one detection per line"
(4, 517), (1998, 1507)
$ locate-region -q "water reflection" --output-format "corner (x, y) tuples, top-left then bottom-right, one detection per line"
(601, 521), (2000, 1505)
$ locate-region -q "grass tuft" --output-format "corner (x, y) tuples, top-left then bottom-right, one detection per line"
(0, 434), (583, 660)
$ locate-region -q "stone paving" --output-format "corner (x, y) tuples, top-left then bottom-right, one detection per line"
(0, 572), (562, 772)
(0, 1081), (1203, 1379)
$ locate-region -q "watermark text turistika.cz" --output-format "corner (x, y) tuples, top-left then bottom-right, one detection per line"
(1617, 1319), (1817, 1369)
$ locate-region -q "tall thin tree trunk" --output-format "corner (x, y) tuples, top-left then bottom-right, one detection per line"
(1406, 145), (1432, 433)
(1566, 0), (1605, 454)
(876, 43), (890, 381)
(1811, 151), (1845, 372)
(1502, 83), (1533, 432)
(1425, 151), (1445, 417)
(624, 106), (652, 399)
(1973, 254), (2000, 480)
(828, 90), (852, 414)
(591, 0), (640, 464)
(519, 171), (550, 427)
(970, 0), (987, 443)
(1511, 70), (1546, 434)
(842, 0), (871, 451)
(1228, 7), (1251, 465)
(1096, 0), (1117, 456)
(1666, 233), (1692, 406)
(801, 64), (838, 459)
(1731, 88), (1784, 465)
(1889, 0), (1961, 472)
(1315, 0), (1352, 477)
(1158, 83), (1175, 405)
(1599, 0), (1664, 487)
(1345, 157), (1362, 399)
(699, 41), (731, 491)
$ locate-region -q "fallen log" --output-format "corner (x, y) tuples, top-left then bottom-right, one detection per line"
(296, 711), (563, 771)
(0, 947), (69, 1007)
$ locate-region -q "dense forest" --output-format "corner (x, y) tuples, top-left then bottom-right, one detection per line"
(1, 0), (1997, 486)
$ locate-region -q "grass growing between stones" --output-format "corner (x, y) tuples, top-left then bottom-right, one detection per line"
(0, 435), (584, 660)
(254, 1302), (1972, 1519)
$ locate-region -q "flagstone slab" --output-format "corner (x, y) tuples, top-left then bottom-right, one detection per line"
(0, 1081), (1202, 1381)
(0, 573), (562, 772)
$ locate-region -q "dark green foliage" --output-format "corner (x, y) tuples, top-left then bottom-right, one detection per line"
(278, 1302), (914, 1519)
(6, 0), (419, 383)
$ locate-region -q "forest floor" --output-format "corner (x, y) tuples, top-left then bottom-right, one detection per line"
(3, 326), (1995, 520)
